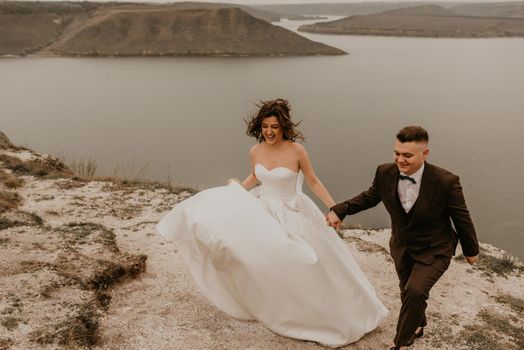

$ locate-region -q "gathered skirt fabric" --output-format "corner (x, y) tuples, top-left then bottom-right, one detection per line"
(157, 181), (387, 347)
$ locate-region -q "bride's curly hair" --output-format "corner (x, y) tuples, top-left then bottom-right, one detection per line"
(245, 98), (304, 143)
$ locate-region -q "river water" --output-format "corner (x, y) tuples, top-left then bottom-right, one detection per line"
(2, 18), (523, 259)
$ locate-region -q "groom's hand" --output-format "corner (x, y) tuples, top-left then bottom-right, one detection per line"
(326, 211), (342, 230)
(465, 255), (478, 265)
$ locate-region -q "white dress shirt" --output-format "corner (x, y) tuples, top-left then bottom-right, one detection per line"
(398, 163), (425, 213)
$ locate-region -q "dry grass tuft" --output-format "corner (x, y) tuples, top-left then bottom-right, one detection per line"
(53, 222), (148, 290)
(59, 222), (119, 252)
(457, 303), (524, 350)
(1, 317), (22, 331)
(55, 178), (88, 190)
(56, 158), (196, 196)
(0, 218), (16, 230)
(456, 249), (524, 278)
(477, 252), (523, 277)
(89, 254), (147, 290)
(0, 169), (23, 189)
(104, 178), (197, 196)
(95, 291), (112, 310)
(0, 337), (14, 349)
(13, 221), (148, 348)
(494, 294), (524, 314)
(29, 302), (100, 347)
(67, 158), (97, 178)
(0, 211), (43, 229)
(344, 235), (393, 261)
(19, 261), (53, 274)
(25, 212), (44, 226)
(461, 325), (505, 350)
(0, 190), (22, 214)
(39, 281), (60, 299)
(0, 130), (14, 149)
(0, 154), (71, 178)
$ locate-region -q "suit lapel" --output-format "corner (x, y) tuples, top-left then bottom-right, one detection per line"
(384, 165), (408, 223)
(407, 162), (438, 229)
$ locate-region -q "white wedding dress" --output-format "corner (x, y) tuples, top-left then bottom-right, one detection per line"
(157, 164), (388, 347)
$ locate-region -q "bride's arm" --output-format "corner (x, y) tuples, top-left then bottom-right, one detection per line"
(240, 172), (257, 190)
(296, 144), (336, 210)
(227, 145), (259, 190)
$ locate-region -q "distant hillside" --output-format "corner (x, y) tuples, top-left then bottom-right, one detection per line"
(298, 4), (524, 38)
(257, 1), (524, 18)
(379, 4), (456, 17)
(0, 2), (345, 57)
(0, 0), (102, 15)
(256, 2), (458, 17)
(0, 1), (288, 21)
(450, 2), (524, 18)
(0, 13), (63, 55)
(158, 1), (282, 22)
(163, 1), (312, 21)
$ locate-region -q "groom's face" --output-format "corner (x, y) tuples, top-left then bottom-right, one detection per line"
(394, 140), (429, 175)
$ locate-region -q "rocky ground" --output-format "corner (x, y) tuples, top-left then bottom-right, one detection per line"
(1, 131), (523, 349)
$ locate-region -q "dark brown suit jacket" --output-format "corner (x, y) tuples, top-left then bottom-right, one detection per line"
(332, 162), (479, 264)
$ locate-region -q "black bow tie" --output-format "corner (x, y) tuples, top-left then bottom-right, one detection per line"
(399, 174), (416, 184)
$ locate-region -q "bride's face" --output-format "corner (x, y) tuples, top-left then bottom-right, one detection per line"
(261, 116), (283, 145)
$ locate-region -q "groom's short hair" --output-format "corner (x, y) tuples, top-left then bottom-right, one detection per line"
(396, 126), (429, 143)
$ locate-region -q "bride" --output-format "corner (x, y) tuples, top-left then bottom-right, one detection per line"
(157, 98), (387, 347)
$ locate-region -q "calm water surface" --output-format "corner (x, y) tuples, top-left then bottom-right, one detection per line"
(2, 19), (524, 259)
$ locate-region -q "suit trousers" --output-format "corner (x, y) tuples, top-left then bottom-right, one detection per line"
(393, 253), (451, 346)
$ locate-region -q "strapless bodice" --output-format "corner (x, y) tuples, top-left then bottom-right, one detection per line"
(254, 163), (299, 201)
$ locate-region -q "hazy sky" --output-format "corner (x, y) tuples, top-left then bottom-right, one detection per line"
(179, 0), (510, 2)
(40, 0), (514, 3)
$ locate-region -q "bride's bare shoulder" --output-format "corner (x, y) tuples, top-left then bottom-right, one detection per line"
(289, 141), (307, 154)
(249, 144), (262, 157)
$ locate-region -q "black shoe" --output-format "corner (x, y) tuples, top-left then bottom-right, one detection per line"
(415, 327), (424, 338)
(391, 327), (422, 349)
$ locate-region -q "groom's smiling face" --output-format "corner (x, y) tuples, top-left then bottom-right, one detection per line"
(394, 140), (429, 175)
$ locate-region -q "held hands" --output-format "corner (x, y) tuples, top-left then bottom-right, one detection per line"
(325, 211), (342, 231)
(465, 255), (478, 265)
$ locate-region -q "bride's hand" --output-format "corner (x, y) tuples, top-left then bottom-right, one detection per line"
(227, 178), (241, 185)
(326, 211), (342, 230)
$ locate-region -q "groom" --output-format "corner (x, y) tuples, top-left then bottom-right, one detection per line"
(327, 126), (479, 350)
